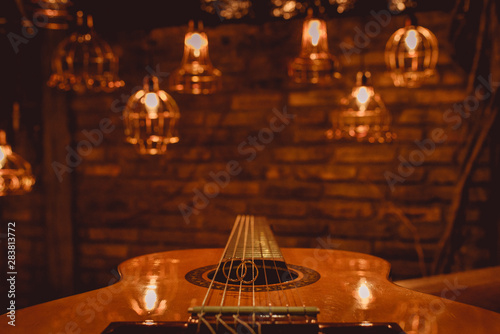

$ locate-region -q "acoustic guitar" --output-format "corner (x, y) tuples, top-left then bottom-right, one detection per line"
(3, 215), (500, 333)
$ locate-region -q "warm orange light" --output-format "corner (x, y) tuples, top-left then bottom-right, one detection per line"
(185, 33), (208, 57)
(289, 11), (339, 84)
(358, 283), (371, 300)
(356, 86), (370, 105)
(170, 21), (221, 94)
(307, 20), (321, 47)
(405, 29), (418, 52)
(385, 23), (438, 87)
(144, 284), (158, 312)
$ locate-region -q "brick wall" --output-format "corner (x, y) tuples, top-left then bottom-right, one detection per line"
(2, 10), (496, 308)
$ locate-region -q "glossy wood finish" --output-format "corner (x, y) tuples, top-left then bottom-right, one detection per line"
(3, 248), (500, 333)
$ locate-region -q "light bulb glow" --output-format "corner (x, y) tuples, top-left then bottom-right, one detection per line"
(358, 283), (371, 300)
(0, 147), (5, 169)
(405, 29), (418, 52)
(144, 285), (158, 312)
(186, 33), (208, 57)
(356, 86), (370, 105)
(307, 20), (321, 47)
(145, 93), (159, 109)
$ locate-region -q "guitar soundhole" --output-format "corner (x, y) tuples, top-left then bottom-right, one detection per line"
(185, 262), (320, 291)
(207, 259), (298, 286)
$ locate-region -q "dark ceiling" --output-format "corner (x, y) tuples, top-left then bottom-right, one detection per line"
(2, 0), (456, 34)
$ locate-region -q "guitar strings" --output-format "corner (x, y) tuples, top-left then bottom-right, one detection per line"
(219, 214), (245, 311)
(261, 217), (291, 311)
(200, 215), (242, 311)
(236, 215), (250, 313)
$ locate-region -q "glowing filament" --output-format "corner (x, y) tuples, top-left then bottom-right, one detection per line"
(356, 86), (370, 105)
(186, 33), (208, 57)
(144, 285), (158, 312)
(405, 29), (418, 52)
(307, 20), (321, 47)
(144, 92), (160, 119)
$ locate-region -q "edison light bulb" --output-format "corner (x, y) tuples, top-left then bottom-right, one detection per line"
(356, 86), (370, 105)
(307, 20), (321, 47)
(186, 33), (208, 57)
(405, 29), (418, 53)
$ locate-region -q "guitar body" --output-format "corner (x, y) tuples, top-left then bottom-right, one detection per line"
(3, 248), (500, 333)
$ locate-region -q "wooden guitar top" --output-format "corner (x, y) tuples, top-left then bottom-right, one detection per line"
(2, 248), (499, 333)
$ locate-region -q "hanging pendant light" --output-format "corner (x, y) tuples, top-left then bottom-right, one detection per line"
(329, 0), (357, 14)
(123, 75), (180, 155)
(271, 0), (305, 19)
(169, 21), (222, 95)
(48, 11), (124, 93)
(289, 9), (340, 84)
(35, 0), (72, 30)
(201, 0), (252, 20)
(388, 0), (416, 13)
(326, 72), (395, 143)
(0, 130), (35, 196)
(385, 16), (438, 88)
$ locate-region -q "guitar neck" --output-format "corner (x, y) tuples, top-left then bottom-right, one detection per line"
(223, 215), (283, 260)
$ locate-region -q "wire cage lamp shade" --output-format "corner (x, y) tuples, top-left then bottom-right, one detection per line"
(385, 19), (439, 88)
(169, 20), (222, 95)
(123, 75), (180, 155)
(326, 72), (395, 143)
(0, 131), (35, 196)
(47, 11), (124, 93)
(289, 11), (340, 84)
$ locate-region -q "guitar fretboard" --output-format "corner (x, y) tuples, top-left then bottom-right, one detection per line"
(223, 216), (283, 260)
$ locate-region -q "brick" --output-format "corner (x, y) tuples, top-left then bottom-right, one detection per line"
(465, 208), (480, 223)
(358, 165), (425, 183)
(398, 223), (444, 241)
(332, 239), (372, 254)
(222, 110), (265, 126)
(82, 164), (122, 177)
(392, 185), (455, 202)
(221, 181), (260, 196)
(427, 167), (459, 184)
(288, 90), (343, 107)
(293, 127), (330, 143)
(373, 241), (435, 261)
(295, 164), (357, 181)
(399, 205), (442, 223)
(334, 145), (396, 163)
(398, 109), (447, 125)
(391, 127), (424, 141)
(268, 218), (328, 235)
(398, 145), (456, 164)
(314, 200), (373, 219)
(263, 182), (322, 199)
(231, 92), (283, 110)
(292, 108), (327, 125)
(80, 243), (129, 258)
(468, 187), (489, 202)
(471, 167), (491, 183)
(327, 219), (392, 239)
(247, 200), (308, 217)
(273, 146), (329, 162)
(324, 183), (385, 199)
(86, 228), (139, 242)
(265, 165), (294, 180)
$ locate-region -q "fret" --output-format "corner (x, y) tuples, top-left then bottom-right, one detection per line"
(223, 216), (283, 261)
